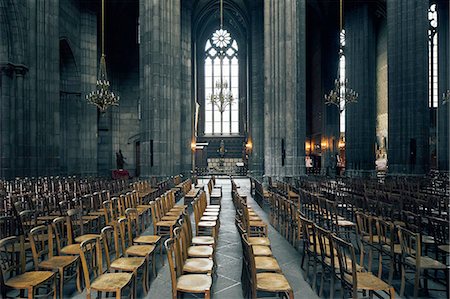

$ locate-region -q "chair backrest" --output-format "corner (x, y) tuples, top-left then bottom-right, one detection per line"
(332, 234), (358, 299)
(101, 225), (119, 271)
(52, 216), (73, 255)
(118, 195), (127, 217)
(398, 226), (420, 265)
(299, 215), (317, 254)
(427, 216), (448, 245)
(164, 238), (179, 299)
(79, 237), (102, 291)
(29, 225), (54, 269)
(150, 201), (159, 232)
(125, 208), (141, 238)
(118, 217), (132, 252)
(0, 236), (25, 294)
(67, 208), (85, 236)
(241, 232), (257, 298)
(173, 226), (186, 274)
(315, 224), (335, 268)
(376, 218), (397, 253)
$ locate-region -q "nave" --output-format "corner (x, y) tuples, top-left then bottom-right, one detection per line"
(1, 176), (448, 298)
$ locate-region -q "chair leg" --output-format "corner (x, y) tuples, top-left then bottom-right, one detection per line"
(388, 256), (394, 285)
(378, 252), (383, 278)
(400, 264), (406, 297)
(413, 268), (420, 298)
(59, 269), (64, 299)
(368, 247), (373, 272)
(76, 262), (82, 293)
(388, 287), (395, 299)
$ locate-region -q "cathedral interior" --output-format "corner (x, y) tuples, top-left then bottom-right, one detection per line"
(0, 0), (448, 298)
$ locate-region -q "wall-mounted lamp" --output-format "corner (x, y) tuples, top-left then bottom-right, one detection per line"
(245, 141), (253, 152)
(321, 139), (328, 150)
(305, 141), (311, 153)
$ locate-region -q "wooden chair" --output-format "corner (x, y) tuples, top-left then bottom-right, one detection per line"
(165, 238), (212, 299)
(0, 236), (57, 299)
(125, 208), (163, 265)
(178, 215), (214, 260)
(242, 233), (293, 299)
(299, 214), (319, 289)
(355, 212), (380, 272)
(315, 225), (337, 298)
(79, 237), (135, 299)
(150, 200), (178, 239)
(118, 217), (158, 278)
(377, 218), (401, 284)
(173, 227), (214, 275)
(29, 225), (80, 299)
(184, 212), (215, 248)
(332, 234), (395, 299)
(240, 232), (282, 273)
(101, 225), (149, 294)
(398, 226), (448, 298)
(67, 209), (102, 244)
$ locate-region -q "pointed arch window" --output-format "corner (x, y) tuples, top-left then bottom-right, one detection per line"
(428, 3), (438, 108)
(204, 29), (239, 135)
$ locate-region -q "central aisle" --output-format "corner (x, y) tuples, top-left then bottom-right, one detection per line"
(142, 177), (318, 298)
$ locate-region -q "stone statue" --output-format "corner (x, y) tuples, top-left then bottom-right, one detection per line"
(116, 149), (126, 169)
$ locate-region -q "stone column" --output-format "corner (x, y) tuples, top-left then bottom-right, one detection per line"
(14, 66), (27, 177)
(437, 0), (449, 170)
(0, 64), (13, 178)
(387, 0), (429, 174)
(263, 0), (306, 178)
(249, 0), (264, 176)
(140, 0), (184, 177)
(180, 1), (193, 175)
(345, 2), (377, 176)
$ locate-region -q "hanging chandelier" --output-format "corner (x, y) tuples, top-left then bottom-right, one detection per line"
(86, 0), (119, 112)
(209, 0), (234, 114)
(324, 0), (358, 112)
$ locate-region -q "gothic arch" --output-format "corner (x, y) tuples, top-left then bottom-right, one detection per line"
(59, 38), (81, 174)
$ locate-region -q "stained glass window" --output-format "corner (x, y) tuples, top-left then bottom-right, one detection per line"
(204, 29), (239, 135)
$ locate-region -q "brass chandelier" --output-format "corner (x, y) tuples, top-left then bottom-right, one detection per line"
(86, 0), (119, 112)
(324, 0), (358, 112)
(209, 0), (234, 114)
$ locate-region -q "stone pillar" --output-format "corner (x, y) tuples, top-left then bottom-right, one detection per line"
(14, 66), (27, 177)
(263, 0), (306, 178)
(249, 0), (264, 176)
(345, 3), (377, 176)
(180, 1), (193, 176)
(387, 0), (429, 174)
(140, 0), (184, 177)
(437, 0), (449, 170)
(0, 64), (13, 178)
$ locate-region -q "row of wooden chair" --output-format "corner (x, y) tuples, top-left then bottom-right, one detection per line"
(299, 214), (395, 299)
(192, 190), (220, 240)
(165, 213), (216, 299)
(232, 180), (293, 299)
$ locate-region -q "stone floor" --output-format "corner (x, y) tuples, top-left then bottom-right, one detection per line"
(65, 177), (447, 298)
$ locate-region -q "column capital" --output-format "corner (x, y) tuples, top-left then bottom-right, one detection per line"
(0, 62), (28, 76)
